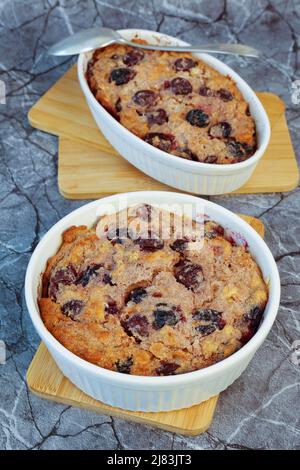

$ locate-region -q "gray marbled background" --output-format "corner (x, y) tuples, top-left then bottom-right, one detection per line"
(0, 0), (299, 450)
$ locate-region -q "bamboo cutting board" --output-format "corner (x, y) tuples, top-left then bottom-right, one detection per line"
(27, 214), (264, 436)
(28, 66), (298, 199)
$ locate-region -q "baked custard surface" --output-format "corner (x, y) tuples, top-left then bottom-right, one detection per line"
(86, 43), (257, 164)
(39, 204), (268, 376)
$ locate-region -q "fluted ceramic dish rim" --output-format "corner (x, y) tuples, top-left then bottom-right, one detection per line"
(25, 191), (280, 390)
(77, 29), (271, 175)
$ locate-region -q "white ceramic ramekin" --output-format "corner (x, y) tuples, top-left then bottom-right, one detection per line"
(77, 29), (270, 196)
(25, 191), (280, 412)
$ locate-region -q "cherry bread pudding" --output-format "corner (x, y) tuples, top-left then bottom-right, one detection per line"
(39, 204), (268, 376)
(86, 42), (257, 164)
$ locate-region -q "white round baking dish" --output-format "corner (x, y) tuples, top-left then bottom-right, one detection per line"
(25, 191), (280, 412)
(77, 29), (270, 196)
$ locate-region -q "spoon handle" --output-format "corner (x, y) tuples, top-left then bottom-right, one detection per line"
(120, 38), (260, 58)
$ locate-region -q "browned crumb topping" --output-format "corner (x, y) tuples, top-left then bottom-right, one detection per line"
(86, 43), (257, 165)
(39, 204), (268, 376)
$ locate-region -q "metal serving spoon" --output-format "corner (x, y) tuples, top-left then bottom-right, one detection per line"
(48, 27), (260, 58)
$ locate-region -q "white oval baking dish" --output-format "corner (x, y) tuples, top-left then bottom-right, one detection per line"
(25, 191), (280, 412)
(77, 29), (270, 196)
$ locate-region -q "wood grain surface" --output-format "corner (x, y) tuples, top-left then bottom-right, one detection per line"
(28, 66), (299, 199)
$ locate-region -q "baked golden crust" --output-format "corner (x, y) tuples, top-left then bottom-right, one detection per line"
(39, 204), (268, 376)
(86, 43), (257, 164)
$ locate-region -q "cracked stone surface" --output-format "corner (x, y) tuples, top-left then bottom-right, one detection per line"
(0, 0), (299, 450)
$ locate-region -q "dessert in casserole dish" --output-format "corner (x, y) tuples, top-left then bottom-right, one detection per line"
(39, 203), (268, 376)
(86, 43), (257, 165)
(26, 192), (280, 411)
(78, 30), (270, 195)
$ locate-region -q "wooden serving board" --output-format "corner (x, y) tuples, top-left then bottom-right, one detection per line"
(28, 66), (298, 199)
(26, 214), (264, 436)
(27, 343), (218, 436)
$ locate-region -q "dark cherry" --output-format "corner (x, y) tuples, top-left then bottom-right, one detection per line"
(170, 238), (188, 253)
(86, 58), (96, 79)
(153, 292), (162, 298)
(144, 132), (176, 152)
(193, 308), (221, 323)
(132, 90), (158, 107)
(153, 303), (179, 329)
(217, 88), (233, 101)
(209, 121), (232, 138)
(175, 259), (204, 291)
(171, 77), (192, 95)
(105, 299), (119, 315)
(243, 143), (256, 156)
(107, 227), (129, 245)
(240, 305), (263, 345)
(245, 306), (264, 332)
(178, 147), (198, 161)
(146, 108), (168, 126)
(204, 223), (225, 239)
(126, 287), (147, 304)
(204, 155), (218, 164)
(123, 49), (144, 66)
(115, 357), (133, 374)
(226, 140), (246, 159)
(135, 235), (164, 252)
(242, 306), (264, 344)
(240, 329), (254, 345)
(156, 361), (179, 376)
(109, 68), (136, 85)
(61, 300), (84, 320)
(186, 109), (209, 127)
(195, 324), (217, 336)
(193, 308), (225, 333)
(174, 57), (197, 71)
(48, 265), (77, 299)
(122, 314), (149, 339)
(75, 264), (102, 287)
(199, 86), (214, 97)
(103, 272), (114, 285)
(115, 97), (122, 112)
